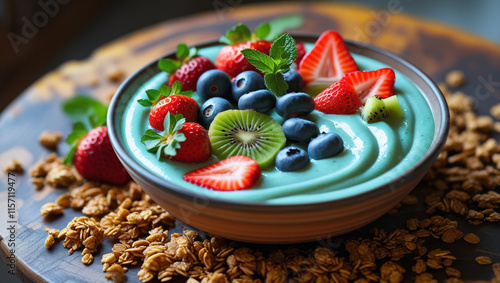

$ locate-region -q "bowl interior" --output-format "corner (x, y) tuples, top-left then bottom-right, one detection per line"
(107, 36), (449, 210)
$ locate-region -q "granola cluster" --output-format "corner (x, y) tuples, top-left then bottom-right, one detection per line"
(31, 70), (499, 282)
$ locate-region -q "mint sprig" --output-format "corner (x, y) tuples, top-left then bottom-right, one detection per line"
(137, 81), (192, 107)
(240, 33), (297, 96)
(61, 95), (108, 165)
(141, 113), (186, 160)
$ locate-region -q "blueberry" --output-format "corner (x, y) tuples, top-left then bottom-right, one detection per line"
(238, 89), (276, 113)
(275, 147), (310, 172)
(282, 118), (319, 143)
(308, 132), (344, 160)
(275, 92), (315, 119)
(197, 69), (232, 100)
(198, 97), (233, 129)
(232, 71), (265, 102)
(283, 70), (304, 93)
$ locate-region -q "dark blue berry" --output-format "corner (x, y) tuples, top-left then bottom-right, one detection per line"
(282, 118), (319, 143)
(275, 92), (315, 119)
(238, 89), (276, 113)
(275, 147), (310, 172)
(199, 97), (233, 129)
(232, 71), (265, 102)
(308, 132), (344, 160)
(196, 69), (232, 100)
(283, 70), (304, 93)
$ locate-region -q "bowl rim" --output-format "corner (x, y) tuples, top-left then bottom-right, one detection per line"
(107, 34), (450, 212)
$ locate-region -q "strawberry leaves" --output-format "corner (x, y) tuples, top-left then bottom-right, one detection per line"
(61, 95), (108, 165)
(241, 33), (297, 96)
(141, 112), (186, 160)
(137, 81), (192, 107)
(158, 43), (198, 74)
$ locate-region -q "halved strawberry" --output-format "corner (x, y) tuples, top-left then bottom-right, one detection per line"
(142, 113), (211, 163)
(183, 156), (261, 191)
(158, 43), (215, 91)
(138, 81), (199, 131)
(342, 68), (395, 103)
(298, 30), (358, 86)
(314, 79), (362, 114)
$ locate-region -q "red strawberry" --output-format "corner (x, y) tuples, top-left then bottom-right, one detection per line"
(138, 81), (199, 131)
(74, 126), (130, 185)
(298, 30), (358, 86)
(215, 23), (272, 78)
(183, 156), (261, 191)
(142, 113), (211, 163)
(158, 43), (215, 91)
(295, 42), (306, 65)
(342, 68), (395, 103)
(314, 79), (362, 114)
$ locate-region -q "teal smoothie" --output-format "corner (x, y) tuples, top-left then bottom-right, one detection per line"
(119, 44), (435, 205)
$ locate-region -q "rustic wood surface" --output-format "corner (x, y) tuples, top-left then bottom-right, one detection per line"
(1, 2), (500, 282)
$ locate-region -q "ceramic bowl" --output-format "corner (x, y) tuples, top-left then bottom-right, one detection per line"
(107, 35), (449, 243)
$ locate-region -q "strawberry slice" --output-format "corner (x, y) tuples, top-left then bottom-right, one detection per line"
(342, 68), (395, 103)
(314, 79), (362, 114)
(183, 156), (261, 191)
(298, 30), (358, 86)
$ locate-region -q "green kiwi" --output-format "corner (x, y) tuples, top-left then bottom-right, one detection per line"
(208, 110), (286, 168)
(383, 95), (404, 119)
(361, 96), (390, 123)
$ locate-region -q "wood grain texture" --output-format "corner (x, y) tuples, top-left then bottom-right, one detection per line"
(1, 2), (499, 282)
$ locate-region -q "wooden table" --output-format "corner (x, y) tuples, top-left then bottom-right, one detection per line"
(1, 2), (499, 282)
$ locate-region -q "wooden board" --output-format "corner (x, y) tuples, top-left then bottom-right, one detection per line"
(1, 2), (500, 282)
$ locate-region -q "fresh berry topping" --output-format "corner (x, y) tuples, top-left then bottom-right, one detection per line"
(275, 92), (315, 119)
(158, 43), (215, 91)
(342, 68), (395, 103)
(282, 118), (320, 144)
(298, 30), (358, 86)
(217, 40), (272, 78)
(199, 97), (233, 130)
(183, 156), (261, 191)
(314, 80), (362, 114)
(283, 70), (304, 93)
(295, 42), (306, 65)
(308, 132), (344, 160)
(196, 69), (232, 101)
(74, 126), (130, 185)
(232, 70), (266, 102)
(275, 147), (310, 172)
(237, 89), (276, 113)
(142, 113), (211, 163)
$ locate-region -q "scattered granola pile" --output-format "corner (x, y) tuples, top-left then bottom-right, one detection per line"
(21, 69), (498, 282)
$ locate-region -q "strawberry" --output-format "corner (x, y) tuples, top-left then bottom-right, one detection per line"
(216, 23), (272, 78)
(314, 79), (362, 114)
(183, 156), (261, 191)
(73, 126), (130, 185)
(138, 81), (199, 131)
(142, 113), (211, 163)
(342, 68), (395, 103)
(298, 30), (358, 86)
(158, 43), (215, 91)
(295, 42), (306, 65)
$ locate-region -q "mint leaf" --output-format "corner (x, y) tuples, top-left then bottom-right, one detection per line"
(240, 49), (275, 74)
(158, 58), (180, 73)
(176, 44), (189, 60)
(62, 95), (107, 131)
(63, 121), (88, 165)
(270, 33), (297, 63)
(266, 14), (304, 41)
(254, 22), (271, 39)
(264, 73), (288, 97)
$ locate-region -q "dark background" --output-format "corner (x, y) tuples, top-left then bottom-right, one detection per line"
(1, 0), (499, 282)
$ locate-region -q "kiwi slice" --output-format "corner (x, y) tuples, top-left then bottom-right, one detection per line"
(383, 95), (404, 119)
(208, 110), (286, 168)
(361, 96), (390, 123)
